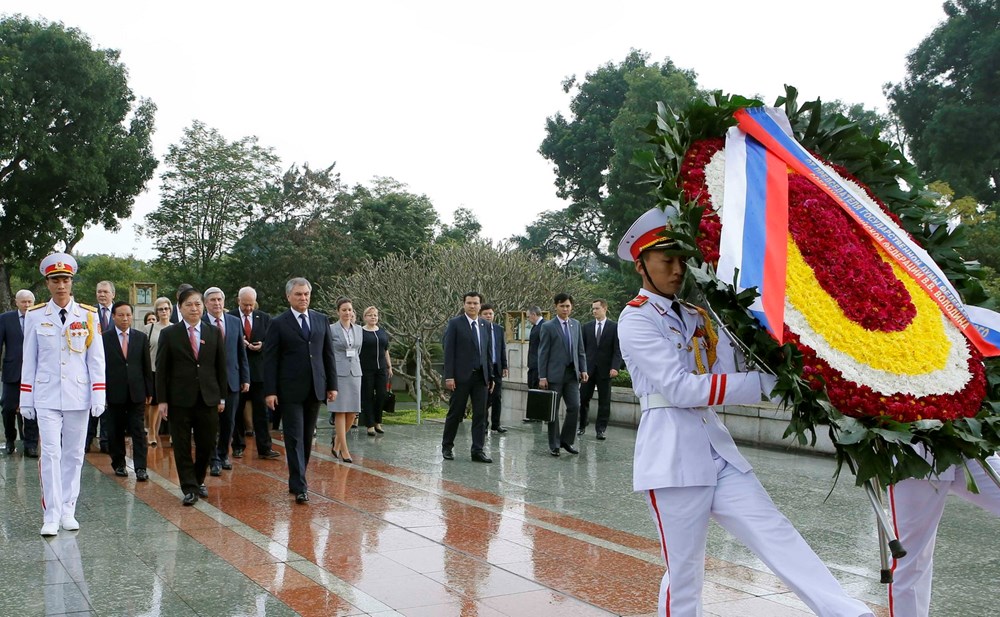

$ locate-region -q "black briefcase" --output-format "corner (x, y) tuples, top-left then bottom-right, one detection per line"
(526, 389), (558, 422)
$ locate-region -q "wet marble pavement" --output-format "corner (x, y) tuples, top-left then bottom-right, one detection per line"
(1, 419), (997, 616)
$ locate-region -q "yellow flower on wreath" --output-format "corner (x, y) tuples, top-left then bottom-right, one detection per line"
(785, 236), (949, 375)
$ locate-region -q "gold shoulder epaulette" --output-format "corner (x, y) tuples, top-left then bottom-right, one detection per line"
(627, 294), (649, 307)
(77, 303), (98, 313)
(27, 302), (46, 311)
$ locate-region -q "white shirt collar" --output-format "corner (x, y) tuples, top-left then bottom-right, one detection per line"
(116, 326), (129, 336)
(290, 308), (308, 321)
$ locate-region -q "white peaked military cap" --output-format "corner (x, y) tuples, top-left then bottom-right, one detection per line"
(39, 252), (78, 278)
(616, 206), (681, 261)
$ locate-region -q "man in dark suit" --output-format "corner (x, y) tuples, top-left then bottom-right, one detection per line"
(203, 287), (250, 477)
(263, 278), (337, 505)
(157, 288), (228, 506)
(86, 280), (116, 454)
(1, 289), (39, 456)
(440, 291), (494, 463)
(480, 304), (508, 434)
(230, 286), (278, 458)
(523, 306), (545, 423)
(538, 293), (588, 456)
(578, 299), (622, 440)
(103, 301), (153, 481)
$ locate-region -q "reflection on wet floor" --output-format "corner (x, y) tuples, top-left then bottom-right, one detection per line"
(1, 420), (997, 616)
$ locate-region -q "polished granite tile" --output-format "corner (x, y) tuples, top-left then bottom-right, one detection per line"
(397, 599), (509, 617)
(352, 572), (466, 609)
(2, 419), (995, 616)
(479, 588), (617, 616)
(422, 563), (545, 599)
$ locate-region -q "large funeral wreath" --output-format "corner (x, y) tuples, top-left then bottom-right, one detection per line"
(637, 87), (1000, 487)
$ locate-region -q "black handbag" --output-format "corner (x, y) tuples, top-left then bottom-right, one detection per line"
(382, 386), (397, 414)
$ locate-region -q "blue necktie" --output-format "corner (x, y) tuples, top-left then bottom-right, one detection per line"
(471, 321), (481, 368)
(299, 313), (311, 339)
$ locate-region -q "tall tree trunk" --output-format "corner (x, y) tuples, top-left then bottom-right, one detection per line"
(0, 260), (14, 313)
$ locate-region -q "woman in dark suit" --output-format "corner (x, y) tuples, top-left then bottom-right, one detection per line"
(156, 288), (227, 506)
(360, 306), (392, 436)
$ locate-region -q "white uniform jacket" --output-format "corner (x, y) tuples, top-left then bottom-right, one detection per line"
(619, 289), (770, 492)
(20, 299), (106, 410)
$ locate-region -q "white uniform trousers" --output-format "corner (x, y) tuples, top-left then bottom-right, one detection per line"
(36, 408), (89, 524)
(646, 458), (873, 617)
(887, 455), (1000, 617)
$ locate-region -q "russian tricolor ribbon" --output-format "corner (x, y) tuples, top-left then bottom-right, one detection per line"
(717, 111), (789, 343)
(727, 106), (1000, 358)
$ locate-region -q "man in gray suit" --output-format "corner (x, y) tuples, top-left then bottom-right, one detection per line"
(538, 293), (588, 456)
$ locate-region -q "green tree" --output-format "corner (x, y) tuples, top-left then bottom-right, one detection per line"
(221, 162), (359, 311)
(347, 177), (439, 260)
(71, 254), (159, 307)
(144, 121), (280, 286)
(324, 242), (592, 402)
(435, 207), (483, 246)
(0, 16), (157, 310)
(821, 100), (888, 140)
(886, 0), (1000, 204)
(539, 50), (700, 267)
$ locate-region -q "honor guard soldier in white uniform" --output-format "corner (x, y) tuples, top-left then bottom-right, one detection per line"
(887, 449), (1000, 617)
(616, 207), (873, 617)
(20, 253), (106, 536)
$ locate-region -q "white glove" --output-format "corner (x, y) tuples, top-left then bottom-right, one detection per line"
(759, 373), (780, 403)
(90, 405), (106, 418)
(20, 407), (35, 420)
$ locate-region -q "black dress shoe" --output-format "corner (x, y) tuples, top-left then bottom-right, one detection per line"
(210, 463), (222, 477)
(295, 492), (309, 504)
(197, 484), (208, 498)
(99, 444), (109, 454)
(4, 442), (14, 455)
(561, 443), (579, 455)
(182, 493), (198, 506)
(596, 431), (607, 440)
(341, 455), (353, 463)
(259, 450), (281, 460)
(577, 428), (585, 436)
(442, 448), (455, 461)
(221, 459), (233, 470)
(491, 426), (508, 434)
(114, 467), (128, 477)
(25, 446), (39, 458)
(232, 448), (244, 458)
(471, 451), (493, 463)
(550, 448), (561, 457)
(136, 469), (149, 482)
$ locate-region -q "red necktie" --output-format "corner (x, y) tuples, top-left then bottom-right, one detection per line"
(216, 317), (225, 340)
(188, 326), (199, 359)
(244, 316), (252, 339)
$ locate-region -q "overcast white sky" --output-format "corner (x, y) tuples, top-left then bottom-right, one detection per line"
(7, 1), (947, 259)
